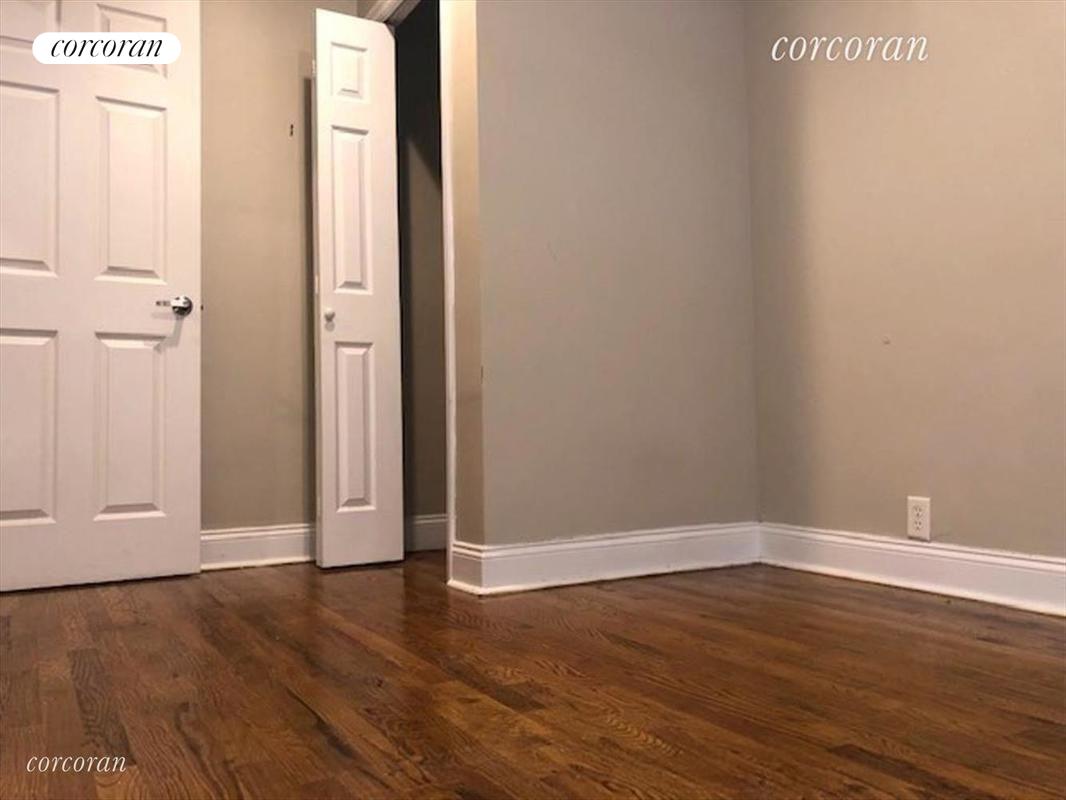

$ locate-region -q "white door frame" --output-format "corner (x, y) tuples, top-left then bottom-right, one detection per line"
(437, 0), (458, 584)
(370, 0), (457, 583)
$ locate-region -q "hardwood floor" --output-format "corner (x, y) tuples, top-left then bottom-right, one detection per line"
(1, 552), (1063, 799)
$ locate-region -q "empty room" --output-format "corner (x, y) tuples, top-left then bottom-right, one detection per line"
(0, 0), (1063, 798)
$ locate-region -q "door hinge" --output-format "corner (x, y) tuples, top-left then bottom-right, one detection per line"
(311, 59), (317, 78)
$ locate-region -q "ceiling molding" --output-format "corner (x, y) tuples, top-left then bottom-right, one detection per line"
(362, 0), (421, 25)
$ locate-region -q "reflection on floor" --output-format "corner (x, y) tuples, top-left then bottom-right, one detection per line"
(1, 552), (1063, 799)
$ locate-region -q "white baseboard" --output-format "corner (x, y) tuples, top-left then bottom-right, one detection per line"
(200, 517), (1065, 616)
(760, 523), (1066, 616)
(448, 522), (760, 596)
(201, 524), (313, 571)
(201, 514), (448, 570)
(447, 521), (1065, 616)
(406, 513), (448, 552)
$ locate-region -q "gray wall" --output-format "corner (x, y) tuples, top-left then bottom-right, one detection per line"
(202, 0), (1064, 559)
(201, 0), (334, 530)
(746, 0), (1066, 556)
(468, 0), (761, 545)
(444, 0), (488, 545)
(202, 0), (447, 530)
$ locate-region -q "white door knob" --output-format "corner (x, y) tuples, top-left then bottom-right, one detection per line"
(324, 308), (336, 322)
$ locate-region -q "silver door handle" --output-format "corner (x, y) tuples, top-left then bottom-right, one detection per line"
(156, 295), (194, 317)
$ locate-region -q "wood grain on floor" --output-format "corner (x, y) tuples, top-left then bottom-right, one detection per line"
(1, 552), (1063, 799)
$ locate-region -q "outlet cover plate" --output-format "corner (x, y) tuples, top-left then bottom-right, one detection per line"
(907, 496), (931, 541)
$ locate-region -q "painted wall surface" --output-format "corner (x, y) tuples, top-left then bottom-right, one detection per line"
(202, 0), (339, 530)
(470, 0), (761, 545)
(200, 0), (1063, 560)
(443, 0), (487, 544)
(746, 1), (1066, 555)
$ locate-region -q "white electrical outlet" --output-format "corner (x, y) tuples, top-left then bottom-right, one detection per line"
(907, 496), (931, 541)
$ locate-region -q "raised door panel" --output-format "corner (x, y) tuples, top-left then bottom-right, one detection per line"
(0, 330), (56, 524)
(94, 333), (165, 519)
(0, 0), (58, 48)
(0, 83), (57, 276)
(331, 126), (370, 293)
(98, 98), (166, 283)
(336, 343), (374, 510)
(330, 43), (366, 101)
(97, 3), (168, 77)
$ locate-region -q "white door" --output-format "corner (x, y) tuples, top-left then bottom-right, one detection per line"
(0, 0), (201, 590)
(313, 9), (403, 567)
